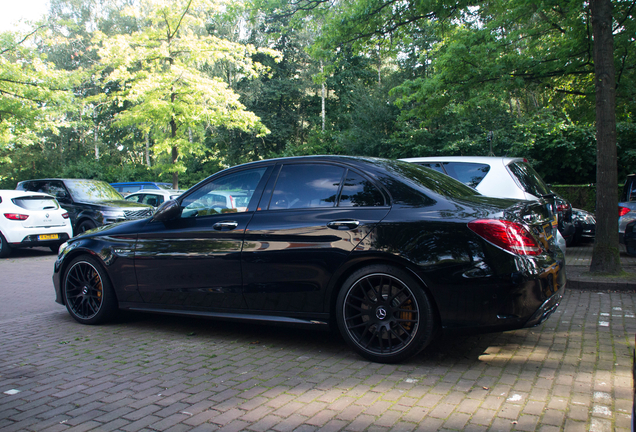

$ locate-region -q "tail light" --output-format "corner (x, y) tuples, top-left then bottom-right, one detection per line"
(4, 213), (29, 220)
(556, 203), (570, 213)
(62, 212), (70, 219)
(468, 219), (543, 256)
(619, 206), (631, 217)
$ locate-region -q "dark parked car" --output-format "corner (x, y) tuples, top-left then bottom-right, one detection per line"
(53, 156), (566, 363)
(571, 208), (596, 244)
(17, 179), (154, 235)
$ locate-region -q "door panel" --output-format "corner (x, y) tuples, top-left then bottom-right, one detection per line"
(241, 163), (390, 313)
(134, 166), (271, 310)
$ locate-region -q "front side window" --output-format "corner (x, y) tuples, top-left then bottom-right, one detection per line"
(142, 194), (163, 207)
(47, 181), (70, 200)
(125, 194), (142, 203)
(338, 170), (385, 207)
(181, 168), (268, 218)
(269, 164), (345, 210)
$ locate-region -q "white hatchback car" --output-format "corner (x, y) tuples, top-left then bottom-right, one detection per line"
(400, 156), (574, 248)
(0, 190), (73, 257)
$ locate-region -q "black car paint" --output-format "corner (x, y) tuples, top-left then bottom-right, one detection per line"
(53, 156), (565, 336)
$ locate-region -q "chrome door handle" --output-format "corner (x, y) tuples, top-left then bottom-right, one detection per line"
(327, 220), (360, 230)
(213, 221), (239, 230)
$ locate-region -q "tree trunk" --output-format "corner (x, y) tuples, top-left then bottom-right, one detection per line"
(589, 0), (621, 274)
(321, 61), (325, 132)
(145, 132), (151, 167)
(171, 118), (178, 190)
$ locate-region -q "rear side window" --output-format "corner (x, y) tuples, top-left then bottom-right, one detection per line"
(417, 162), (446, 174)
(13, 197), (59, 210)
(270, 164), (345, 209)
(338, 170), (385, 207)
(441, 162), (490, 188)
(507, 162), (551, 197)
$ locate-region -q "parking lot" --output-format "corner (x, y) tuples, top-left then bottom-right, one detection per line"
(0, 246), (635, 432)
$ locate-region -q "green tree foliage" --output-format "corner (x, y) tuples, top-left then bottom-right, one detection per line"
(93, 0), (278, 188)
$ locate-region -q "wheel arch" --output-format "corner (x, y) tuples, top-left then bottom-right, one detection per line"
(57, 247), (117, 306)
(326, 254), (441, 327)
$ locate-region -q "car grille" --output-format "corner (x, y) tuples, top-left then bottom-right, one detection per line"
(124, 209), (154, 220)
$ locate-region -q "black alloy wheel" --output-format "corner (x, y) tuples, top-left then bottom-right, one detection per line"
(63, 255), (117, 324)
(336, 265), (435, 363)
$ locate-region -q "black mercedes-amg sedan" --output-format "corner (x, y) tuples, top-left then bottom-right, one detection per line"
(53, 156), (566, 363)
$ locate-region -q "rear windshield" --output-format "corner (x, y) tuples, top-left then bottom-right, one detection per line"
(389, 161), (480, 198)
(13, 196), (60, 210)
(507, 162), (551, 197)
(65, 180), (123, 202)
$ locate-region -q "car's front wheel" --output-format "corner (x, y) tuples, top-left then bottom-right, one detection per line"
(336, 265), (435, 363)
(76, 220), (97, 235)
(62, 255), (117, 324)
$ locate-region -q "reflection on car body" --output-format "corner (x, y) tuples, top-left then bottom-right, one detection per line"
(52, 156), (566, 363)
(400, 156), (575, 247)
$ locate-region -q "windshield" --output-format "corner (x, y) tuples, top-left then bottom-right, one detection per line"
(65, 180), (123, 202)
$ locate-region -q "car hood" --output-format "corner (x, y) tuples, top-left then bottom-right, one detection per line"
(75, 199), (153, 210)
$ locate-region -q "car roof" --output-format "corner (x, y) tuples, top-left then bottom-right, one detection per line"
(127, 189), (183, 196)
(1, 189), (55, 199)
(399, 156), (525, 165)
(18, 178), (107, 183)
(110, 181), (172, 186)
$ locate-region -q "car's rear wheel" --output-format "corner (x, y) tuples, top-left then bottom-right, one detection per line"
(336, 265), (435, 363)
(62, 255), (117, 324)
(0, 232), (11, 258)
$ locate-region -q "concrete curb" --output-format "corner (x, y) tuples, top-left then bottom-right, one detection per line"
(567, 265), (636, 292)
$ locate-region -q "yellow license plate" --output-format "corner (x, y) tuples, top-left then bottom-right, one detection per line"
(39, 234), (59, 241)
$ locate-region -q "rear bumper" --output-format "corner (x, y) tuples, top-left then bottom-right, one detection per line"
(9, 232), (71, 249)
(524, 282), (565, 328)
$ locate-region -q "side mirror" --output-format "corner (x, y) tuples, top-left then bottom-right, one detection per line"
(151, 199), (181, 222)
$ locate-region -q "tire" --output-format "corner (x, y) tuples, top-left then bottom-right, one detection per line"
(62, 255), (118, 324)
(336, 264), (435, 363)
(76, 220), (97, 235)
(0, 232), (11, 258)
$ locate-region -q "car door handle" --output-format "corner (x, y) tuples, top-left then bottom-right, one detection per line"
(327, 220), (360, 230)
(213, 221), (239, 231)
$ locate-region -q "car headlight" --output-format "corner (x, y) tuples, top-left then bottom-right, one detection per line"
(58, 241), (69, 255)
(101, 210), (126, 219)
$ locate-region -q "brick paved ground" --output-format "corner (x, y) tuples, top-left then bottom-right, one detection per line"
(1, 247), (635, 431)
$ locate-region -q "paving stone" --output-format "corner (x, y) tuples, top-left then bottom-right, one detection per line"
(2, 254), (636, 432)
